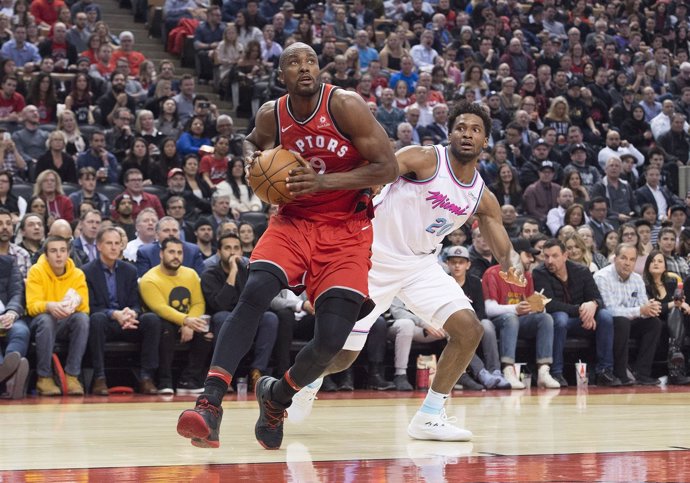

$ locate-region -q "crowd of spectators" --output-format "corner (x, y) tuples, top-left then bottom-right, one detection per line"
(2, 0), (690, 396)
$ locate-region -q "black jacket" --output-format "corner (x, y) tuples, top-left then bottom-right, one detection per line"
(201, 258), (249, 314)
(532, 260), (604, 317)
(83, 258), (142, 317)
(635, 184), (682, 216)
(0, 256), (24, 317)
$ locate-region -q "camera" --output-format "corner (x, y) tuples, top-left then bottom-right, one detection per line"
(199, 102), (210, 109)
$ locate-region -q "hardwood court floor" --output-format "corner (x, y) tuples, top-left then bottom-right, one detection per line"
(1, 386), (690, 482)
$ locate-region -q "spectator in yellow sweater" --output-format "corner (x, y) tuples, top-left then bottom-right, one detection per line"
(139, 237), (208, 395)
(26, 236), (90, 396)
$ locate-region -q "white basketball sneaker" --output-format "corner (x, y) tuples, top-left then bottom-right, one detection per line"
(286, 378), (323, 423)
(503, 366), (525, 390)
(537, 365), (561, 389)
(407, 409), (473, 442)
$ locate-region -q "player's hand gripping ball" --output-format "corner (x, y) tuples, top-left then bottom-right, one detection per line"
(247, 146), (301, 205)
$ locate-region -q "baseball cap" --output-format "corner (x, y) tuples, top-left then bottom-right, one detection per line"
(533, 138), (548, 148)
(569, 143), (587, 154)
(512, 238), (540, 255)
(443, 245), (470, 261)
(282, 1), (295, 10)
(167, 168), (184, 179)
(568, 77), (583, 88)
(539, 160), (556, 171)
(194, 217), (213, 231)
(311, 2), (324, 11)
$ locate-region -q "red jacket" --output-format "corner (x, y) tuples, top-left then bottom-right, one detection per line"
(110, 190), (165, 222)
(44, 194), (74, 223)
(30, 0), (65, 26)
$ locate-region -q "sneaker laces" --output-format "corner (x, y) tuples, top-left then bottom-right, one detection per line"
(264, 400), (287, 429)
(196, 398), (221, 418)
(439, 408), (457, 425)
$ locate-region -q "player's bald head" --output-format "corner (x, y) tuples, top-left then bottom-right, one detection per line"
(279, 42), (317, 70)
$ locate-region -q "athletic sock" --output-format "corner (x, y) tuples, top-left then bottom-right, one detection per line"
(201, 370), (231, 407)
(420, 388), (449, 416)
(271, 370), (300, 406)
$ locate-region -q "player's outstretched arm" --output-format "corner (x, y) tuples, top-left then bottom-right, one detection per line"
(322, 90), (399, 190)
(244, 101), (277, 163)
(395, 145), (438, 179)
(475, 189), (526, 287)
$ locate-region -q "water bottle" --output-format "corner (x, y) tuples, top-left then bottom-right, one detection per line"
(674, 282), (684, 302)
(236, 377), (248, 398)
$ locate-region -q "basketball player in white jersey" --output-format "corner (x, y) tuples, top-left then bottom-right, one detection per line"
(287, 101), (526, 441)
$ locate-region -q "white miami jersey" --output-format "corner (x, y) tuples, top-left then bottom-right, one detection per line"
(372, 144), (484, 259)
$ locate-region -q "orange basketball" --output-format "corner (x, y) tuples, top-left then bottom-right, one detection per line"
(247, 147), (301, 205)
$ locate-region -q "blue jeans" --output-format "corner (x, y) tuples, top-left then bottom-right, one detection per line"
(0, 319), (30, 362)
(491, 312), (554, 364)
(551, 309), (614, 375)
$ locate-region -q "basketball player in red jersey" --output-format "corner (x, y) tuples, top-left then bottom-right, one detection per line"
(176, 42), (398, 450)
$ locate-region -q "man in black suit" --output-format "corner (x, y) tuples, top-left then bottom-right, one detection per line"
(587, 196), (616, 248)
(84, 226), (160, 395)
(635, 165), (682, 219)
(425, 103), (449, 145)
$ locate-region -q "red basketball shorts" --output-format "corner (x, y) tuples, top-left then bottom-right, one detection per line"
(250, 214), (373, 303)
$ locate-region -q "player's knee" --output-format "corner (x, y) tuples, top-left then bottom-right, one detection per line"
(445, 311), (483, 343)
(315, 290), (363, 321)
(239, 270), (282, 310)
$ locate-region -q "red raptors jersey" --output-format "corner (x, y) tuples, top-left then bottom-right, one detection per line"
(276, 83), (365, 222)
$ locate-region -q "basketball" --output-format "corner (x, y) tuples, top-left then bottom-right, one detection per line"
(247, 147), (301, 205)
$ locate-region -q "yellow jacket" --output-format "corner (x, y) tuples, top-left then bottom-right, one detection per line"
(26, 254), (90, 317)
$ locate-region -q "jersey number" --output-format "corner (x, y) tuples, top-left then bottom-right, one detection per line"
(425, 218), (454, 237)
(310, 157), (327, 174)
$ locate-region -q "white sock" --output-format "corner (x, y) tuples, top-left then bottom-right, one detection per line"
(420, 388), (448, 415)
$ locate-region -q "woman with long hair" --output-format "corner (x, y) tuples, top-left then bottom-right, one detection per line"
(80, 34), (101, 64)
(120, 138), (153, 185)
(35, 131), (77, 183)
(543, 96), (571, 138)
(12, 0), (33, 27)
(137, 60), (157, 92)
(64, 73), (94, 125)
(577, 225), (609, 269)
(57, 110), (88, 157)
(27, 73), (57, 125)
(150, 137), (182, 186)
(599, 229), (619, 261)
(33, 169), (73, 223)
(94, 21), (118, 47)
(182, 154), (213, 202)
(379, 32), (409, 73)
(581, 61), (596, 85)
(27, 196), (51, 228)
(619, 222), (648, 274)
(562, 170), (590, 206)
(569, 43), (588, 76)
(620, 104), (654, 152)
(564, 203), (587, 229)
(216, 158), (262, 216)
(155, 98), (180, 138)
(392, 79), (412, 110)
(238, 222), (256, 257)
(295, 17), (313, 45)
(235, 10), (262, 46)
(564, 232), (597, 272)
(459, 63), (489, 99)
(214, 23), (244, 105)
(144, 78), (172, 118)
(479, 142), (509, 187)
(176, 116), (211, 156)
(236, 39), (268, 116)
(489, 163), (523, 210)
(643, 249), (690, 385)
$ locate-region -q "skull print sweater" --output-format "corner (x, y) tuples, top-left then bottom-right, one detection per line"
(139, 265), (205, 326)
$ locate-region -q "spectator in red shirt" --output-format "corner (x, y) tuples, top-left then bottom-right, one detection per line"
(199, 135), (230, 187)
(111, 31), (146, 77)
(0, 76), (25, 125)
(33, 169), (74, 223)
(30, 0), (66, 28)
(110, 168), (165, 222)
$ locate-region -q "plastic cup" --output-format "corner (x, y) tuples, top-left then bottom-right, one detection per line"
(575, 362), (588, 387)
(199, 315), (211, 333)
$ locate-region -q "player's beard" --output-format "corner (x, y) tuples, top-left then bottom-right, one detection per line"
(449, 144), (480, 165)
(292, 78), (322, 98)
